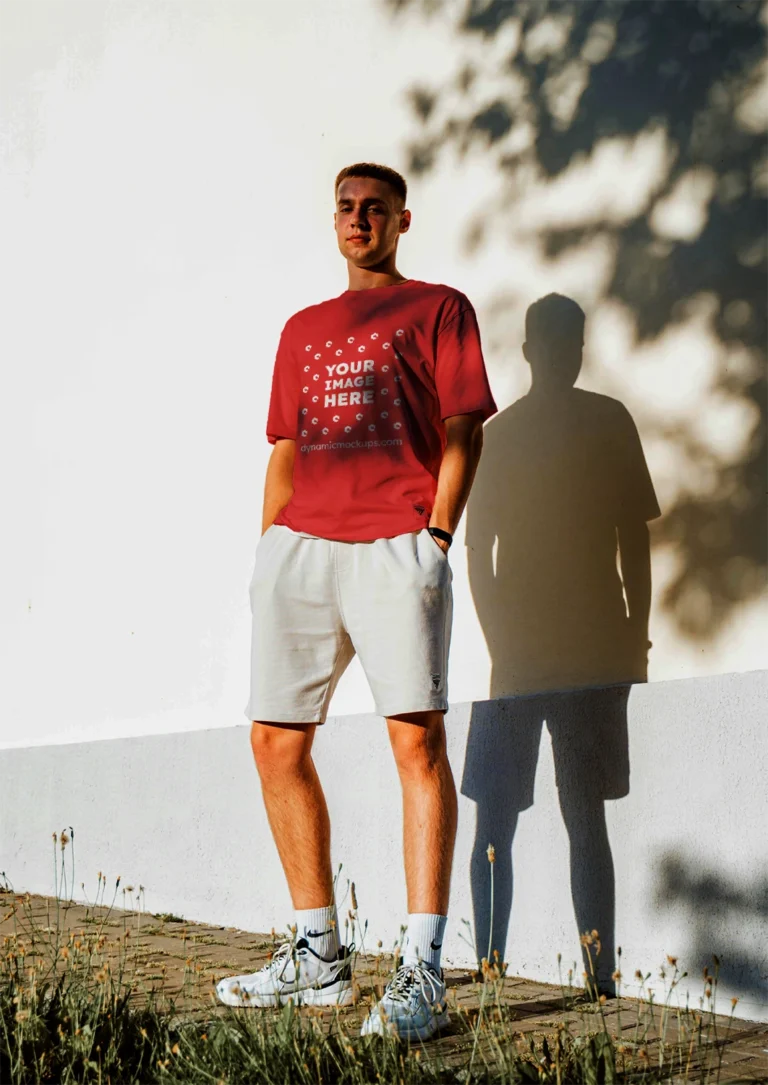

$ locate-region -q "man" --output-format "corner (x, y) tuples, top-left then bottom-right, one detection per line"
(216, 163), (497, 1040)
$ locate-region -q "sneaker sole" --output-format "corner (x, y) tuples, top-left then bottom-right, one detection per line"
(360, 1008), (450, 1041)
(217, 978), (355, 1009)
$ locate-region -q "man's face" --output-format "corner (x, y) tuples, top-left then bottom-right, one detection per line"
(334, 176), (410, 267)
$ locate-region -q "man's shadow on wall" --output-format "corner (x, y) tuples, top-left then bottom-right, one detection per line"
(463, 294), (661, 992)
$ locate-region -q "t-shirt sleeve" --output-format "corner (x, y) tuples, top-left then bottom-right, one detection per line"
(266, 320), (299, 444)
(434, 296), (497, 422)
(614, 404), (661, 523)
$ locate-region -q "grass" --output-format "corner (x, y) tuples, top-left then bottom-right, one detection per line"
(0, 833), (750, 1084)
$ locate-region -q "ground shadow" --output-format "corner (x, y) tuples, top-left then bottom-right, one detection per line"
(461, 294), (660, 989)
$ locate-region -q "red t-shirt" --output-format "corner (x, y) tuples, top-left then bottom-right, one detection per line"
(266, 279), (497, 541)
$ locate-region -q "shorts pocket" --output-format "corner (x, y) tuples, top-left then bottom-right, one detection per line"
(422, 528), (449, 561)
(250, 524), (282, 587)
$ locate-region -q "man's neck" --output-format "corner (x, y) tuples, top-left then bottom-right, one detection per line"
(346, 262), (409, 291)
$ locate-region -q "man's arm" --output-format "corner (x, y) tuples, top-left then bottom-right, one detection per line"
(617, 517), (652, 677)
(262, 438), (296, 535)
(429, 413), (486, 550)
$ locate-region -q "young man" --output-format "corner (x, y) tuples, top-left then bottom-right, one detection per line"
(217, 163), (497, 1040)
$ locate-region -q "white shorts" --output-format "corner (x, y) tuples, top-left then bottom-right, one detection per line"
(244, 524), (453, 723)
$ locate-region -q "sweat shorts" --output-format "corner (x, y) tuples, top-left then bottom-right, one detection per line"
(244, 524), (453, 723)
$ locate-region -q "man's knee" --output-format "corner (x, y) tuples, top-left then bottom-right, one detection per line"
(250, 721), (313, 779)
(389, 712), (448, 777)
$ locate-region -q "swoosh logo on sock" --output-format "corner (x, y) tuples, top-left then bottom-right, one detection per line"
(305, 928), (334, 939)
(430, 940), (442, 951)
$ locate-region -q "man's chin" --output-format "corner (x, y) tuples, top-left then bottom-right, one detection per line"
(345, 245), (378, 265)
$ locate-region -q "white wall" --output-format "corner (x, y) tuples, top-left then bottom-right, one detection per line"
(2, 1), (766, 749)
(2, 671), (766, 1021)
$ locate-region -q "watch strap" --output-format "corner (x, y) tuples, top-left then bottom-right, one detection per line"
(428, 526), (453, 548)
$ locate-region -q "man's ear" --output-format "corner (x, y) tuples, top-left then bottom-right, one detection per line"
(399, 208), (411, 234)
(522, 340), (532, 365)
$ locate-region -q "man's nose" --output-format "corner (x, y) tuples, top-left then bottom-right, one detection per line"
(351, 209), (370, 230)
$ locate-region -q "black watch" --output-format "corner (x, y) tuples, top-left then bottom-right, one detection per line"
(428, 526), (453, 548)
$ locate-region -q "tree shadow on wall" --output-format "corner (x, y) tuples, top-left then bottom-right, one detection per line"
(460, 293), (660, 989)
(656, 853), (768, 1007)
(386, 0), (767, 644)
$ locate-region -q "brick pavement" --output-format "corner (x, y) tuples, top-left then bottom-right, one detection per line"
(3, 893), (767, 1082)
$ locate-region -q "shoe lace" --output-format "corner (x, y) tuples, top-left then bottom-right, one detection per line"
(386, 962), (441, 1004)
(259, 941), (294, 974)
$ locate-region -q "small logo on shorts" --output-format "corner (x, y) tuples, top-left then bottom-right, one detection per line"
(414, 504), (425, 516)
(431, 673), (441, 690)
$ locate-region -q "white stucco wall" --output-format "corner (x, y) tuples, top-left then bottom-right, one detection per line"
(2, 671), (766, 1021)
(2, 1), (766, 750)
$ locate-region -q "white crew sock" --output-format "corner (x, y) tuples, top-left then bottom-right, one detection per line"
(294, 904), (340, 960)
(402, 913), (447, 972)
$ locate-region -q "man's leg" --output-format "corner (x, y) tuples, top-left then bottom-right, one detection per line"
(387, 710), (458, 952)
(250, 720), (334, 910)
(216, 719), (353, 1008)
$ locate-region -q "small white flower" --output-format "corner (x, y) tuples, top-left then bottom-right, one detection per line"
(303, 386), (309, 393)
(312, 417), (319, 424)
(394, 374), (401, 381)
(356, 413), (363, 421)
(394, 398), (401, 405)
(347, 336), (355, 343)
(345, 426), (351, 433)
(381, 411), (388, 418)
(322, 428), (329, 435)
(336, 349), (343, 356)
(382, 365), (389, 372)
(305, 345), (312, 352)
(333, 415), (340, 422)
(301, 429), (308, 437)
(394, 422), (402, 430)
(313, 374), (319, 380)
(314, 353), (321, 360)
(304, 365), (310, 372)
(358, 345), (365, 352)
(383, 342), (391, 350)
(301, 408), (308, 414)
(371, 332), (379, 340)
(368, 424), (376, 431)
(396, 328), (404, 337)
(381, 388), (389, 396)
(326, 340), (332, 347)
(312, 395), (318, 402)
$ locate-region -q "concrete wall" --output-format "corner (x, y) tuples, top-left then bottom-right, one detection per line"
(2, 670), (766, 1022)
(2, 0), (766, 750)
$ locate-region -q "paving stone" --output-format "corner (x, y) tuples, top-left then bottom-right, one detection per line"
(3, 891), (767, 1082)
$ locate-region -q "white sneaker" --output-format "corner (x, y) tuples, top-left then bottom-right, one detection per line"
(216, 938), (355, 1008)
(360, 961), (450, 1041)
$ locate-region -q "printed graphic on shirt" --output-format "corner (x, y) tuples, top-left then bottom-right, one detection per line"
(297, 328), (407, 454)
